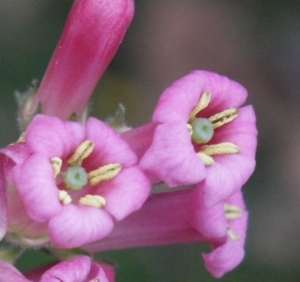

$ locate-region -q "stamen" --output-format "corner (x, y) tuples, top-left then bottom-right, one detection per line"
(189, 92), (211, 122)
(17, 133), (26, 143)
(209, 108), (238, 129)
(79, 194), (106, 208)
(197, 152), (214, 166)
(227, 226), (240, 241)
(51, 157), (62, 178)
(89, 280), (100, 282)
(186, 123), (193, 136)
(67, 140), (95, 167)
(88, 164), (122, 186)
(190, 118), (214, 144)
(59, 190), (72, 205)
(200, 142), (240, 156)
(224, 204), (243, 220)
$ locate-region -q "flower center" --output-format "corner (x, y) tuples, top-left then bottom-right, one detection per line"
(51, 140), (122, 207)
(191, 118), (214, 144)
(64, 166), (88, 190)
(188, 92), (240, 166)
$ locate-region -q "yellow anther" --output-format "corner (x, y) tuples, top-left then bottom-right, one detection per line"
(224, 204), (243, 220)
(59, 190), (72, 205)
(208, 108), (239, 129)
(79, 194), (106, 208)
(88, 163), (122, 186)
(51, 157), (62, 178)
(67, 140), (95, 167)
(17, 133), (26, 143)
(200, 142), (240, 156)
(189, 92), (211, 122)
(186, 123), (193, 136)
(197, 152), (214, 166)
(227, 226), (240, 241)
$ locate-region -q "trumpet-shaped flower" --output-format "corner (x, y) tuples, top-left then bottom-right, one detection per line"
(8, 115), (150, 248)
(0, 256), (114, 282)
(140, 70), (257, 205)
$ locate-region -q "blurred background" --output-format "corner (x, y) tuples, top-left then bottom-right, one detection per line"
(1, 0), (300, 281)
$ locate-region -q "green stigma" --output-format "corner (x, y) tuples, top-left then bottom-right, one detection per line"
(191, 118), (214, 144)
(64, 166), (88, 190)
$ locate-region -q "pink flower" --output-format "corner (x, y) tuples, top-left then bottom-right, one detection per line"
(84, 188), (247, 278)
(139, 70), (257, 205)
(24, 0), (134, 122)
(189, 189), (247, 278)
(0, 256), (114, 282)
(8, 114), (150, 248)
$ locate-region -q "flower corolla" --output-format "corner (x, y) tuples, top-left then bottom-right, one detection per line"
(7, 115), (150, 248)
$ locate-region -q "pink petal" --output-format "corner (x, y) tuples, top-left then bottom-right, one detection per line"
(40, 256), (91, 282)
(188, 188), (227, 239)
(152, 70), (247, 123)
(34, 0), (134, 120)
(49, 204), (114, 248)
(0, 260), (30, 282)
(88, 262), (114, 282)
(140, 122), (206, 186)
(0, 144), (31, 240)
(25, 115), (85, 159)
(203, 238), (245, 278)
(202, 106), (257, 206)
(95, 166), (150, 221)
(84, 189), (206, 252)
(12, 154), (62, 222)
(7, 182), (49, 244)
(121, 122), (157, 160)
(84, 118), (137, 170)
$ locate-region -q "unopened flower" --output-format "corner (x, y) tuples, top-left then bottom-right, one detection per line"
(139, 70), (257, 205)
(19, 0), (134, 126)
(7, 115), (150, 248)
(0, 256), (114, 282)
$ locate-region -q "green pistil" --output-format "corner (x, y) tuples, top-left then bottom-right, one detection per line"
(191, 118), (214, 144)
(64, 166), (88, 190)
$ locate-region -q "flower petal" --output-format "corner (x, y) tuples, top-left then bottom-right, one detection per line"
(84, 117), (137, 169)
(95, 166), (150, 221)
(140, 122), (206, 186)
(203, 238), (245, 278)
(152, 70), (247, 123)
(25, 115), (85, 159)
(12, 154), (62, 222)
(40, 256), (91, 281)
(49, 204), (114, 248)
(0, 261), (31, 282)
(202, 106), (257, 206)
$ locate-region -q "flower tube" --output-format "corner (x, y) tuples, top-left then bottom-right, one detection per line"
(84, 188), (248, 278)
(27, 0), (134, 122)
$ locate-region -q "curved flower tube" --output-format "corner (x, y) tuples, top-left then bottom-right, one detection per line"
(25, 0), (134, 122)
(139, 70), (257, 205)
(84, 188), (247, 278)
(8, 115), (150, 248)
(0, 256), (114, 282)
